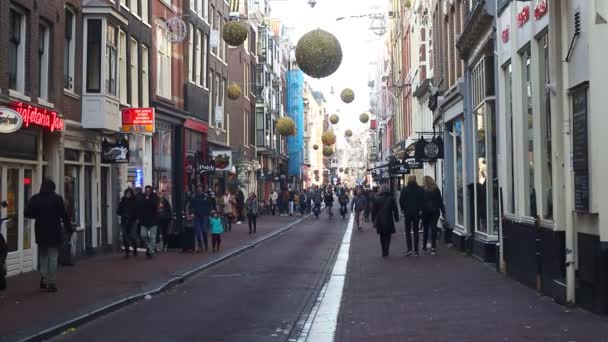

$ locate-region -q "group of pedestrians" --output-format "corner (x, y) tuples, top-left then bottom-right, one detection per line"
(269, 188), (315, 217)
(371, 175), (445, 258)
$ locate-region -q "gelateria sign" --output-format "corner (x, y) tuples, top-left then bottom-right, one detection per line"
(1, 102), (65, 133)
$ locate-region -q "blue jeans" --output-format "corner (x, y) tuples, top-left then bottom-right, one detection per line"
(194, 216), (209, 250)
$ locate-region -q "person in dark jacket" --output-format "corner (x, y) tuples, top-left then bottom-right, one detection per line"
(24, 179), (72, 292)
(399, 174), (425, 256)
(324, 189), (335, 217)
(245, 193), (259, 234)
(363, 188), (371, 223)
(137, 186), (159, 258)
(117, 188), (137, 258)
(372, 185), (399, 257)
(351, 187), (368, 231)
(156, 191), (173, 252)
(236, 190), (245, 224)
(190, 186), (212, 252)
(421, 176), (446, 255)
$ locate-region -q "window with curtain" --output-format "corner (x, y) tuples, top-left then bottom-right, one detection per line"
(157, 21), (172, 99)
(106, 24), (118, 96)
(130, 39), (139, 107)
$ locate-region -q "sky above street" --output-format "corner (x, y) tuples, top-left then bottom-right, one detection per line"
(270, 0), (388, 138)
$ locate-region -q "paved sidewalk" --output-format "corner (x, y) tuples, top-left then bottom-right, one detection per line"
(335, 226), (608, 342)
(0, 214), (301, 340)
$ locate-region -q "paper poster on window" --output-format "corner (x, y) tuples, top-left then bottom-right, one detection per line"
(215, 106), (224, 127)
(210, 30), (219, 49)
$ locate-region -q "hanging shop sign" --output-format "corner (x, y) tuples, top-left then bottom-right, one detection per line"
(534, 0), (548, 20)
(198, 162), (216, 174)
(414, 136), (444, 162)
(517, 6), (530, 27)
(501, 26), (510, 43)
(211, 150), (233, 171)
(391, 164), (410, 175)
(121, 107), (155, 133)
(11, 102), (65, 132)
(405, 159), (423, 169)
(101, 139), (129, 163)
(0, 107), (23, 133)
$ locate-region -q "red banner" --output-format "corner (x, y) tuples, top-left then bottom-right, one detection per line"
(122, 107), (155, 133)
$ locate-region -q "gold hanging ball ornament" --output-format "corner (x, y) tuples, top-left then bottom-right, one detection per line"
(321, 131), (336, 146)
(323, 146), (334, 157)
(223, 21), (249, 47)
(340, 88), (355, 104)
(295, 29), (343, 79)
(345, 129), (353, 138)
(359, 112), (370, 124)
(313, 144), (319, 150)
(227, 83), (242, 100)
(277, 116), (296, 136)
(329, 114), (339, 125)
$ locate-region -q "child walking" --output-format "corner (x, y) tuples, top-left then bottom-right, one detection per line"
(210, 210), (224, 252)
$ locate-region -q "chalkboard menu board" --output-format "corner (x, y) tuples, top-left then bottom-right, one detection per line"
(572, 86), (589, 212)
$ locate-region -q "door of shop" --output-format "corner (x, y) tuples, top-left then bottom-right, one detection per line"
(0, 164), (35, 276)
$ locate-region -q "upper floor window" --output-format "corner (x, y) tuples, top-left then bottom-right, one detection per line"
(38, 21), (51, 102)
(191, 0), (208, 19)
(64, 7), (76, 91)
(142, 45), (150, 107)
(157, 22), (172, 99)
(9, 8), (26, 93)
(106, 24), (119, 96)
(86, 19), (102, 93)
(130, 39), (139, 107)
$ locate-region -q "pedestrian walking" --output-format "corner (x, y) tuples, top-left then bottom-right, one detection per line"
(421, 176), (446, 255)
(281, 189), (290, 216)
(117, 188), (138, 258)
(210, 211), (224, 252)
(221, 191), (236, 232)
(271, 190), (278, 215)
(371, 184), (399, 258)
(299, 191), (307, 215)
(137, 186), (160, 258)
(351, 187), (368, 231)
(363, 188), (371, 223)
(324, 188), (335, 217)
(156, 191), (172, 252)
(338, 190), (349, 218)
(236, 190), (245, 224)
(24, 179), (72, 292)
(190, 186), (212, 252)
(288, 189), (295, 216)
(245, 193), (259, 234)
(399, 175), (425, 256)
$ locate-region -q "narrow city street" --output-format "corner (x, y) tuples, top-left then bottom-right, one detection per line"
(51, 215), (347, 342)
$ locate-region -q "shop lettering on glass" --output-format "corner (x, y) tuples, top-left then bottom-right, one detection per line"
(10, 102), (65, 132)
(121, 108), (155, 133)
(534, 0), (548, 20)
(517, 6), (530, 27)
(0, 107), (23, 133)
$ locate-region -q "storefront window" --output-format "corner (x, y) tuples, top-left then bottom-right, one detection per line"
(455, 118), (464, 227)
(504, 63), (515, 214)
(23, 169), (32, 249)
(6, 168), (19, 252)
(522, 47), (536, 217)
(64, 165), (80, 225)
(153, 122), (173, 204)
(185, 129), (204, 198)
(475, 106), (487, 233)
(128, 135), (145, 189)
(539, 32), (553, 221)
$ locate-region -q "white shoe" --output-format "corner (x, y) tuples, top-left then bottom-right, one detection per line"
(236, 221), (243, 224)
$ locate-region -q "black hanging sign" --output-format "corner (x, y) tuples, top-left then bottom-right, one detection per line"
(101, 139), (129, 163)
(198, 162), (216, 174)
(391, 164), (410, 174)
(415, 136), (444, 162)
(405, 159), (423, 169)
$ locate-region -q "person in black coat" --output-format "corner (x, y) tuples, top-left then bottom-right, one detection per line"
(117, 188), (137, 258)
(372, 184), (400, 257)
(137, 186), (159, 258)
(421, 176), (446, 255)
(399, 174), (425, 256)
(190, 186), (212, 252)
(24, 179), (72, 292)
(156, 191), (173, 252)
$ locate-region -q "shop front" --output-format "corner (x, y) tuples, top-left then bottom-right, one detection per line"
(0, 103), (65, 276)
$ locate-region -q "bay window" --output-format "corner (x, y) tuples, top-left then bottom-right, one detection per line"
(105, 24), (118, 96)
(119, 30), (128, 103)
(86, 19), (102, 93)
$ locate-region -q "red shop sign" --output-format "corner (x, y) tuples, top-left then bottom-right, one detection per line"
(517, 6), (530, 27)
(502, 26), (510, 43)
(121, 107), (155, 133)
(11, 102), (65, 132)
(534, 0), (548, 20)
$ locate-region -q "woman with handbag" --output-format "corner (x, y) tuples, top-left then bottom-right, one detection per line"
(156, 191), (173, 252)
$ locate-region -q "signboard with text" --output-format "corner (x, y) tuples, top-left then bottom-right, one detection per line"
(0, 106), (23, 133)
(10, 102), (65, 132)
(121, 107), (155, 133)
